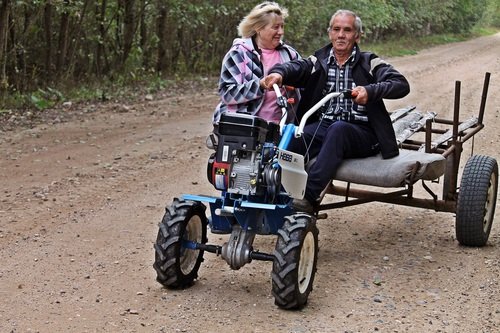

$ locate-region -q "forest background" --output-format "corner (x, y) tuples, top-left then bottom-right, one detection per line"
(0, 0), (499, 110)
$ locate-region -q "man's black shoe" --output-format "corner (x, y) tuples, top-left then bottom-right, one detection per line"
(292, 198), (315, 214)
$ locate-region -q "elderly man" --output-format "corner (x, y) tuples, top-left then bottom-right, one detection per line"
(263, 9), (410, 213)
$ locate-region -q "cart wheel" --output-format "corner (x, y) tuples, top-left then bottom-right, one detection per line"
(272, 213), (319, 310)
(456, 155), (498, 247)
(153, 198), (208, 288)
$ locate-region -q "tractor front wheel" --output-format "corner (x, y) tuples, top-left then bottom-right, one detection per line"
(153, 198), (208, 288)
(272, 213), (319, 310)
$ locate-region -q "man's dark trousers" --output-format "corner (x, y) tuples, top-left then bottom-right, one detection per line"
(287, 119), (380, 203)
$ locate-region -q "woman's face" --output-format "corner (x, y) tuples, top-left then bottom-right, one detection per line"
(256, 15), (284, 49)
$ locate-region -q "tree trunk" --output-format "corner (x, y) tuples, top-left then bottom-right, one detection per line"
(43, 1), (53, 80)
(156, 0), (166, 72)
(122, 0), (135, 65)
(0, 0), (11, 90)
(95, 0), (107, 76)
(10, 7), (25, 91)
(56, 0), (70, 73)
(139, 0), (149, 68)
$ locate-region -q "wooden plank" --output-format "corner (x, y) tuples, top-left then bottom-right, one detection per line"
(390, 106), (416, 123)
(393, 111), (422, 141)
(395, 111), (437, 145)
(418, 116), (479, 151)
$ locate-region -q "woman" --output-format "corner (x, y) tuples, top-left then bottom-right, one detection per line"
(212, 2), (300, 124)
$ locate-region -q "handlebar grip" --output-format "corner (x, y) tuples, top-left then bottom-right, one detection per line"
(272, 84), (282, 96)
(344, 90), (358, 99)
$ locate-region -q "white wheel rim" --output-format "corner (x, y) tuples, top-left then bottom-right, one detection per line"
(180, 215), (202, 274)
(484, 172), (497, 232)
(298, 231), (315, 294)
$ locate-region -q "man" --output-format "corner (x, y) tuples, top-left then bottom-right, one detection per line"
(262, 9), (410, 213)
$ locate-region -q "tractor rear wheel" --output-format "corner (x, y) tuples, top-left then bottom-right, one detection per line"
(456, 155), (498, 247)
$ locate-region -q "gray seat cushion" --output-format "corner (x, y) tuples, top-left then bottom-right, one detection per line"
(334, 149), (446, 187)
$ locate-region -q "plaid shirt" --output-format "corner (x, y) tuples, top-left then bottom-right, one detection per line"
(322, 48), (368, 123)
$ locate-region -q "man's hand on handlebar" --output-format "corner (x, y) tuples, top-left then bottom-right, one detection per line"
(261, 74), (368, 105)
(351, 86), (368, 105)
(260, 73), (283, 90)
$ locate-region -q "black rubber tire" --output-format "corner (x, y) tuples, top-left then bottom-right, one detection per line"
(153, 198), (208, 288)
(456, 155), (498, 247)
(272, 213), (319, 310)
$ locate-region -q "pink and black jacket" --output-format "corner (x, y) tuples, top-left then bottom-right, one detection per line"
(212, 37), (301, 124)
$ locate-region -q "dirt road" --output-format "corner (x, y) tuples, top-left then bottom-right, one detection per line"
(1, 33), (500, 333)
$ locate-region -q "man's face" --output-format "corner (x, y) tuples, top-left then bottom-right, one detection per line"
(328, 14), (360, 54)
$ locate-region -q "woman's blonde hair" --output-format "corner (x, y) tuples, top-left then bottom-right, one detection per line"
(237, 2), (288, 38)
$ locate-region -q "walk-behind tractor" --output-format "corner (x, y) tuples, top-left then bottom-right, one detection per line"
(153, 84), (341, 309)
(154, 73), (498, 310)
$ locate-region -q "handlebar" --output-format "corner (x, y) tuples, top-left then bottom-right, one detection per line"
(295, 90), (354, 137)
(272, 84), (290, 134)
(272, 83), (357, 138)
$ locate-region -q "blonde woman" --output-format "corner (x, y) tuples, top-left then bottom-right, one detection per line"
(212, 2), (300, 124)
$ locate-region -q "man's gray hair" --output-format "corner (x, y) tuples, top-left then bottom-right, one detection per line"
(330, 9), (363, 35)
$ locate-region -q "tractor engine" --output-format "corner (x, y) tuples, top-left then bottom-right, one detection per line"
(207, 113), (281, 199)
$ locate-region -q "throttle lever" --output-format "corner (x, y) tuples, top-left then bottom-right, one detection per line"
(343, 89), (358, 99)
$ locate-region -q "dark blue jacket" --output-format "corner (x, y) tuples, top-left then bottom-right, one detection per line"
(270, 43), (410, 159)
